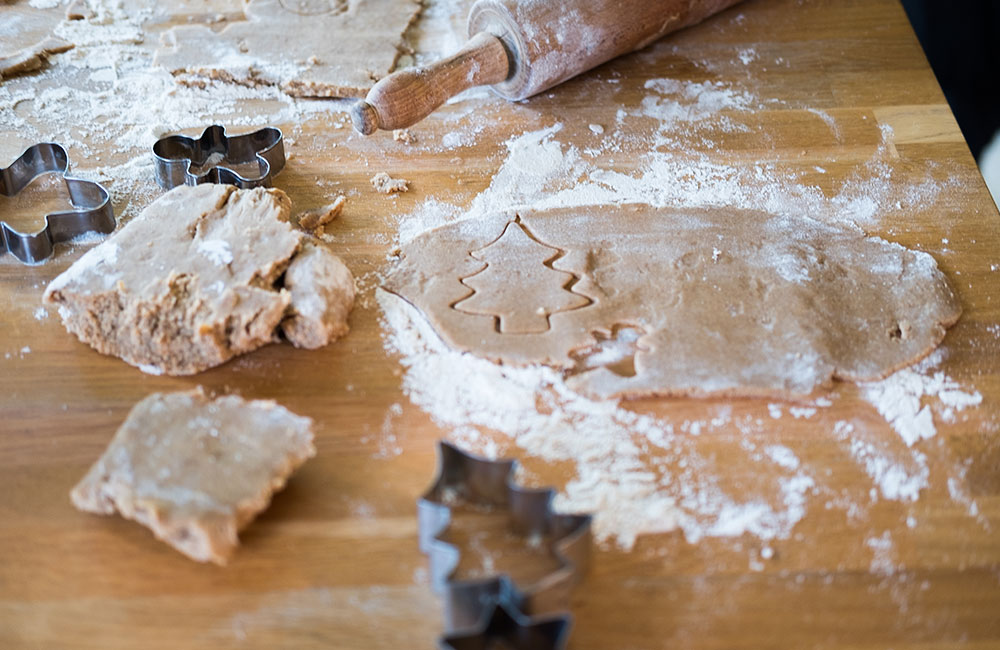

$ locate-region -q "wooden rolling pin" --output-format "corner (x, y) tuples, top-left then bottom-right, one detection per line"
(351, 0), (744, 135)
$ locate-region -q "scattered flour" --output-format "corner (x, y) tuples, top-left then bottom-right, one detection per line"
(737, 48), (758, 65)
(865, 530), (896, 576)
(836, 421), (928, 502)
(197, 239), (234, 266)
(639, 78), (756, 130)
(765, 445), (800, 471)
(861, 350), (982, 446)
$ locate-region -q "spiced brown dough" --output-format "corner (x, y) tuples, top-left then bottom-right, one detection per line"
(44, 184), (354, 374)
(0, 3), (73, 82)
(281, 240), (355, 349)
(154, 0), (422, 98)
(71, 388), (315, 565)
(384, 205), (962, 399)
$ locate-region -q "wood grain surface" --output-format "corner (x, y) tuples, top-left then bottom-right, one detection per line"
(2, 0), (999, 648)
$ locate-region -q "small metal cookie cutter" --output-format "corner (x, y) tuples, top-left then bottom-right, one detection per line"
(152, 125), (285, 189)
(440, 596), (570, 650)
(1, 143), (115, 265)
(418, 441), (592, 650)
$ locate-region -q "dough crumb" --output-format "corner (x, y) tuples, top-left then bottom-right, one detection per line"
(297, 195), (346, 236)
(371, 172), (409, 194)
(392, 128), (414, 144)
(70, 388), (316, 565)
(589, 124), (605, 134)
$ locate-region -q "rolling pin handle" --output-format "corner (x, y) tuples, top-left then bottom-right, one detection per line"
(350, 101), (380, 136)
(351, 32), (511, 135)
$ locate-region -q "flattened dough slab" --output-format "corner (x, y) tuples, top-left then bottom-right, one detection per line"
(384, 204), (962, 399)
(44, 184), (354, 375)
(71, 389), (315, 565)
(154, 0), (423, 98)
(0, 3), (73, 82)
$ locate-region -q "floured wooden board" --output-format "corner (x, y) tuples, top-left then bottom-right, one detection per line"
(44, 184), (355, 375)
(0, 1), (73, 82)
(3, 1), (1000, 648)
(384, 204), (962, 399)
(71, 388), (315, 565)
(154, 0), (423, 98)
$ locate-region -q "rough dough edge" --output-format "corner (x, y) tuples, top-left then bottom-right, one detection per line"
(384, 283), (961, 402)
(0, 37), (73, 82)
(159, 0), (424, 99)
(70, 388), (316, 565)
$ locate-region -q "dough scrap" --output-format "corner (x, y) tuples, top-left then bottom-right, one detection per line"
(71, 388), (315, 565)
(44, 184), (354, 375)
(281, 240), (355, 349)
(153, 0), (422, 98)
(384, 205), (962, 399)
(0, 4), (73, 82)
(297, 195), (345, 236)
(371, 171), (409, 194)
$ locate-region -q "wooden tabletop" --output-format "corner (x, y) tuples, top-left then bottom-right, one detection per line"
(2, 0), (999, 648)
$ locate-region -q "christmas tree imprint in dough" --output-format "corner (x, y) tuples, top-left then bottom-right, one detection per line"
(154, 0), (422, 98)
(453, 219), (591, 334)
(384, 205), (962, 400)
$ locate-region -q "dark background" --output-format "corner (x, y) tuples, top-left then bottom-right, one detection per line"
(902, 0), (1000, 161)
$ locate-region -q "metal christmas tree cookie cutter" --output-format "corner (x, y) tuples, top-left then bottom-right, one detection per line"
(418, 440), (592, 649)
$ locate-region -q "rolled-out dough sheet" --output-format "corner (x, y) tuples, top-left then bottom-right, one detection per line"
(44, 184), (354, 375)
(153, 0), (423, 98)
(71, 388), (315, 565)
(0, 2), (73, 82)
(384, 205), (962, 399)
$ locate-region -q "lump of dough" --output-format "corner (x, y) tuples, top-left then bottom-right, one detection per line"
(44, 184), (300, 375)
(281, 240), (355, 349)
(71, 388), (315, 565)
(44, 184), (357, 375)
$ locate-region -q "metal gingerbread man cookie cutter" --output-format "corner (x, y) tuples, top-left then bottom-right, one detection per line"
(418, 441), (593, 649)
(1, 143), (115, 265)
(152, 125), (285, 190)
